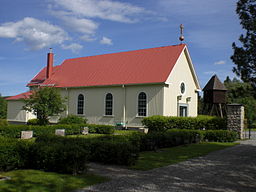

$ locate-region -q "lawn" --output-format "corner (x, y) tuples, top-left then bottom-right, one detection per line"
(130, 142), (238, 171)
(0, 169), (108, 192)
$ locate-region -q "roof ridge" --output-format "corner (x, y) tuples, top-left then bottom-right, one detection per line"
(65, 44), (186, 61)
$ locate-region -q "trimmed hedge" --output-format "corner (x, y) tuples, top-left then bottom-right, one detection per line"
(142, 115), (227, 132)
(0, 124), (85, 138)
(0, 119), (8, 127)
(0, 129), (237, 173)
(87, 124), (115, 134)
(29, 135), (90, 174)
(0, 137), (31, 172)
(58, 115), (87, 124)
(203, 130), (238, 142)
(0, 123), (115, 138)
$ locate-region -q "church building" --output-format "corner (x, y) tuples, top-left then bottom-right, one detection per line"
(7, 43), (200, 127)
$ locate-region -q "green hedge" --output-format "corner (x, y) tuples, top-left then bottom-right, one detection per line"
(0, 137), (32, 172)
(0, 119), (8, 127)
(0, 124), (85, 138)
(203, 130), (238, 142)
(29, 135), (90, 174)
(87, 124), (115, 134)
(0, 128), (237, 173)
(58, 115), (87, 124)
(0, 123), (115, 138)
(142, 115), (227, 132)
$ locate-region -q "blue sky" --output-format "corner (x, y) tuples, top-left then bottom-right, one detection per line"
(0, 0), (242, 96)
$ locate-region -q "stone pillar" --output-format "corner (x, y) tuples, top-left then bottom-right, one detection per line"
(227, 104), (245, 139)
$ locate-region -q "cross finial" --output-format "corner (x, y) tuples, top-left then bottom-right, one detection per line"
(179, 24), (185, 43)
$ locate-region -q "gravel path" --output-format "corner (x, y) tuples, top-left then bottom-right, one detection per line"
(78, 140), (256, 192)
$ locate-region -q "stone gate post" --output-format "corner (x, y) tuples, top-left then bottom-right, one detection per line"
(227, 104), (245, 139)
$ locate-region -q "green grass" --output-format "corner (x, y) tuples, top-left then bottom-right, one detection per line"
(130, 142), (238, 171)
(0, 169), (108, 192)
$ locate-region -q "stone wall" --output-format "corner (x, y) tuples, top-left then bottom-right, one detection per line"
(227, 104), (245, 139)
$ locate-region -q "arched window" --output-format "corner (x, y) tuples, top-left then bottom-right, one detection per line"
(77, 94), (84, 115)
(105, 93), (113, 116)
(138, 92), (147, 116)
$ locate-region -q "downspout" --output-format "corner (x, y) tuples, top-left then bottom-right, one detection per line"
(66, 87), (69, 116)
(122, 84), (126, 128)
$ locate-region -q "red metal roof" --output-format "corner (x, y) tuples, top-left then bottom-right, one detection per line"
(6, 91), (32, 100)
(28, 44), (186, 88)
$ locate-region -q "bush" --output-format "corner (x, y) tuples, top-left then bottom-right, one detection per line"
(0, 119), (8, 127)
(139, 129), (203, 151)
(0, 124), (85, 138)
(27, 118), (40, 125)
(30, 135), (90, 174)
(87, 124), (115, 134)
(141, 115), (168, 132)
(89, 136), (139, 165)
(203, 130), (238, 142)
(59, 115), (87, 124)
(142, 115), (227, 132)
(0, 137), (31, 171)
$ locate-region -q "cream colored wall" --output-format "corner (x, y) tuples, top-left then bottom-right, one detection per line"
(164, 49), (198, 117)
(125, 85), (164, 127)
(7, 100), (36, 123)
(64, 84), (164, 127)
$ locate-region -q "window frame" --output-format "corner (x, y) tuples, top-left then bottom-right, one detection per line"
(77, 94), (84, 115)
(137, 92), (147, 117)
(105, 93), (113, 116)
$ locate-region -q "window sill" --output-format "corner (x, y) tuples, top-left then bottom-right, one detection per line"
(136, 116), (147, 118)
(103, 115), (115, 117)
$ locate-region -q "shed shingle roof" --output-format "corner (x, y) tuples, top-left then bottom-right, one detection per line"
(203, 75), (227, 91)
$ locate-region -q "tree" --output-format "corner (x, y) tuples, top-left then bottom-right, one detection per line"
(224, 77), (256, 128)
(231, 0), (256, 90)
(0, 94), (7, 119)
(23, 87), (66, 125)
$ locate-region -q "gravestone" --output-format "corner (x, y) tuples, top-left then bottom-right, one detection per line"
(227, 104), (245, 139)
(21, 131), (33, 139)
(55, 129), (65, 136)
(138, 127), (149, 134)
(82, 127), (89, 135)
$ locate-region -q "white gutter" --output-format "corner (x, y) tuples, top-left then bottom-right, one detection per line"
(122, 84), (126, 128)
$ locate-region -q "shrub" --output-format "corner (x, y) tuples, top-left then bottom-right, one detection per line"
(59, 115), (87, 124)
(142, 115), (227, 132)
(139, 129), (203, 151)
(0, 119), (8, 127)
(30, 135), (90, 174)
(0, 137), (31, 171)
(203, 130), (238, 142)
(0, 124), (85, 138)
(87, 124), (115, 134)
(27, 118), (40, 125)
(89, 136), (139, 165)
(142, 115), (168, 132)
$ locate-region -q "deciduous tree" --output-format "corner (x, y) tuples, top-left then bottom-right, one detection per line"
(23, 87), (66, 125)
(231, 0), (256, 90)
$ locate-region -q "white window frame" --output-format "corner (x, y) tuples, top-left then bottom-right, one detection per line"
(137, 92), (147, 117)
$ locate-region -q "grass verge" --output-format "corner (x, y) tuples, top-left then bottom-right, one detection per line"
(0, 169), (108, 192)
(130, 142), (238, 171)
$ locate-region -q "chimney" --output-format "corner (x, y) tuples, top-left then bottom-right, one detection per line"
(46, 48), (53, 79)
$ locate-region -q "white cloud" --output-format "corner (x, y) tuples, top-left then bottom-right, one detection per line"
(80, 34), (96, 42)
(0, 17), (69, 50)
(100, 36), (112, 45)
(52, 0), (149, 23)
(158, 0), (231, 16)
(214, 60), (226, 65)
(61, 43), (83, 53)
